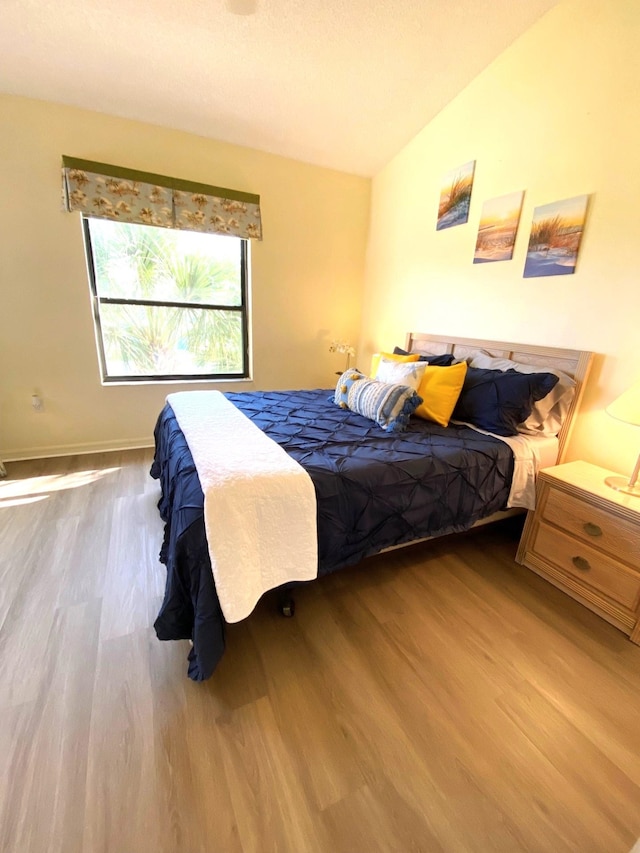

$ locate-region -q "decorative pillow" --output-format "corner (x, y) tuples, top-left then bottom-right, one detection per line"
(375, 358), (427, 391)
(452, 367), (560, 436)
(334, 368), (366, 408)
(469, 351), (576, 436)
(413, 361), (468, 427)
(347, 378), (423, 432)
(369, 350), (419, 379)
(393, 346), (456, 367)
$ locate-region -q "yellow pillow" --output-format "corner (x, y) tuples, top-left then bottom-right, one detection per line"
(414, 361), (468, 427)
(369, 351), (420, 379)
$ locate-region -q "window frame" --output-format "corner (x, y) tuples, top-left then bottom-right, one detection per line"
(82, 216), (250, 383)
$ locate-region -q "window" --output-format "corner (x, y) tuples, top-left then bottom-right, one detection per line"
(82, 217), (249, 382)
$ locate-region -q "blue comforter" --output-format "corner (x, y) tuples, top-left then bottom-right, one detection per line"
(151, 388), (514, 679)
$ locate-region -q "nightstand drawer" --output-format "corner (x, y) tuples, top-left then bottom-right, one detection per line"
(542, 487), (640, 567)
(533, 522), (640, 610)
(518, 461), (640, 643)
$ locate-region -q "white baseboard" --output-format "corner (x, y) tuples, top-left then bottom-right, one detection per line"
(0, 437), (154, 463)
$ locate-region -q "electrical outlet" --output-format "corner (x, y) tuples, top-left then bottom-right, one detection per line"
(31, 394), (44, 412)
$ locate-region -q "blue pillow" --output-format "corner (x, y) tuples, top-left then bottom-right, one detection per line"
(346, 378), (423, 432)
(452, 367), (559, 436)
(393, 346), (455, 366)
(334, 368), (366, 408)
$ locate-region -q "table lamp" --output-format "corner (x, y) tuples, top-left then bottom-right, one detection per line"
(605, 383), (640, 496)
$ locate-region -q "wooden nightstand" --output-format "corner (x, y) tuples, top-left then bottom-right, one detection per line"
(516, 461), (640, 643)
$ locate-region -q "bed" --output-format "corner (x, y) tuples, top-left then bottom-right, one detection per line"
(151, 333), (593, 680)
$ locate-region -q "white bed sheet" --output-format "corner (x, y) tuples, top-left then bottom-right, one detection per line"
(452, 420), (558, 510)
(496, 432), (559, 510)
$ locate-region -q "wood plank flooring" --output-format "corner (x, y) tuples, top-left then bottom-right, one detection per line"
(1, 449), (639, 853)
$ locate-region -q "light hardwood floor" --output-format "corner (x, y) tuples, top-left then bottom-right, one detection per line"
(1, 449), (639, 853)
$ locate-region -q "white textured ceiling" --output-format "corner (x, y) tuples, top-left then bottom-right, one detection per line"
(0, 0), (558, 176)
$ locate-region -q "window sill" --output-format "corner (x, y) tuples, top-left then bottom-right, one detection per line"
(100, 376), (254, 387)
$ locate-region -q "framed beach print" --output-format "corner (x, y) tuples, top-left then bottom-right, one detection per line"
(473, 191), (524, 263)
(436, 161), (476, 231)
(523, 194), (589, 278)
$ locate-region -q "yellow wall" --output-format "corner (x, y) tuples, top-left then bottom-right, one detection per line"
(361, 0), (640, 477)
(0, 97), (369, 459)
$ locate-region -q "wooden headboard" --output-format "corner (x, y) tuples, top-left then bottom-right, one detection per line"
(405, 332), (594, 463)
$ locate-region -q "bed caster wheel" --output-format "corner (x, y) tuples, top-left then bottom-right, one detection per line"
(280, 599), (295, 618)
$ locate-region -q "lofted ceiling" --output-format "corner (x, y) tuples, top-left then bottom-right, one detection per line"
(0, 0), (559, 176)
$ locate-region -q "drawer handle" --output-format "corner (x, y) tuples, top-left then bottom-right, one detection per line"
(583, 522), (602, 537)
(572, 556), (591, 572)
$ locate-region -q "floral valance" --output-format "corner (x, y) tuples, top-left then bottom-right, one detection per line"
(61, 156), (262, 240)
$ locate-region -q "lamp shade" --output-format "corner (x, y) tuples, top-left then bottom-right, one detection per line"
(604, 381), (640, 496)
(606, 384), (640, 427)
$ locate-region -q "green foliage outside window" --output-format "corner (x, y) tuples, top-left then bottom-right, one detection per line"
(84, 218), (249, 380)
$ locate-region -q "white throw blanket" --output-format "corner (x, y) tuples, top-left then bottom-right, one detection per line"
(167, 391), (318, 623)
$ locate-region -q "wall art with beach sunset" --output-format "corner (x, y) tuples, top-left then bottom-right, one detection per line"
(523, 195), (589, 278)
(473, 191), (524, 263)
(436, 161), (476, 230)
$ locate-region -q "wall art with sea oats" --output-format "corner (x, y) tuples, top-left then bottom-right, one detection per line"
(436, 160), (476, 231)
(523, 194), (589, 278)
(473, 191), (524, 264)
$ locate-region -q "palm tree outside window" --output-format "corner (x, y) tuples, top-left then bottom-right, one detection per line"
(82, 218), (249, 382)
